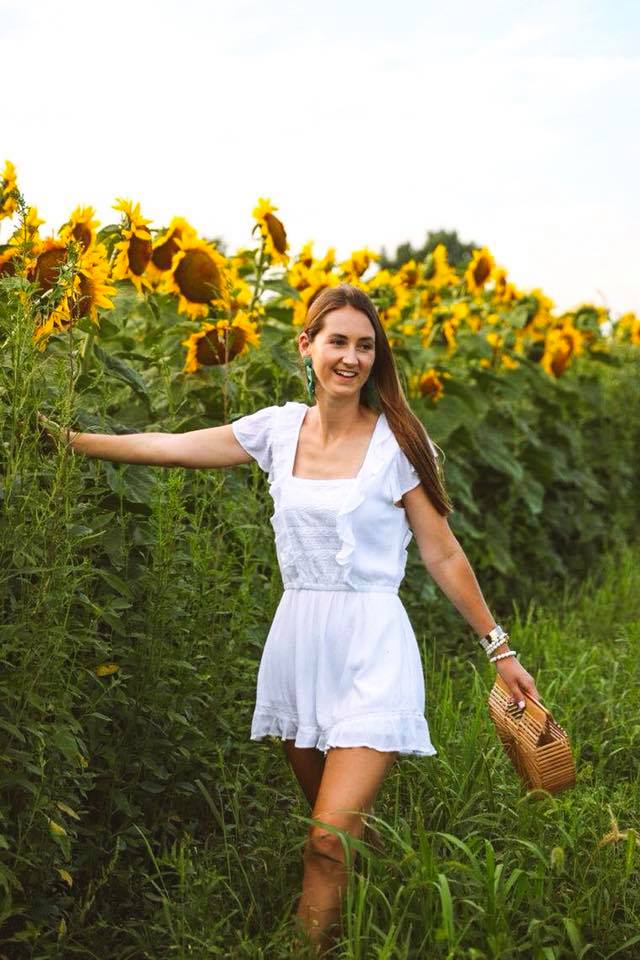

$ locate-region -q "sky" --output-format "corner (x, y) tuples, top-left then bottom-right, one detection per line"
(2, 0), (639, 316)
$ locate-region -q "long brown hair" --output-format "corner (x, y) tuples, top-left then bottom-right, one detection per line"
(301, 284), (454, 516)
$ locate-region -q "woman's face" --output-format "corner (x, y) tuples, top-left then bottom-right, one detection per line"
(300, 305), (376, 399)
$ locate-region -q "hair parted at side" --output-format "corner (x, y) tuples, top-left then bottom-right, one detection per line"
(302, 283), (454, 516)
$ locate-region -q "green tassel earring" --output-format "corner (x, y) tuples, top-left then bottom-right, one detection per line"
(303, 356), (315, 401)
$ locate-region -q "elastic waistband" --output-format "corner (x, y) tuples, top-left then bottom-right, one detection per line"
(283, 584), (399, 595)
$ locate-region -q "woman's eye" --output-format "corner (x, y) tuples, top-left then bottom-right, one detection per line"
(331, 340), (372, 349)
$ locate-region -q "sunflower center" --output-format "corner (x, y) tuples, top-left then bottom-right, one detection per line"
(128, 232), (152, 276)
(152, 231), (181, 271)
(34, 247), (68, 292)
(264, 212), (287, 254)
(195, 326), (248, 366)
(71, 274), (93, 320)
(72, 223), (93, 250)
(473, 256), (491, 287)
(175, 249), (222, 303)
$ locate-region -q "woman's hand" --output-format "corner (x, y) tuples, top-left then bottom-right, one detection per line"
(37, 411), (70, 449)
(496, 656), (541, 709)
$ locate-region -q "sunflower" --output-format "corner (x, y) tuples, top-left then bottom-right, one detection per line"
(29, 239), (71, 296)
(295, 241), (315, 270)
(289, 270), (341, 326)
(339, 248), (379, 282)
(10, 206), (45, 248)
(525, 289), (556, 339)
(419, 313), (435, 347)
(411, 368), (448, 402)
(492, 266), (519, 304)
(452, 300), (475, 331)
(540, 323), (584, 377)
(424, 244), (459, 288)
(31, 240), (115, 347)
(161, 234), (229, 320)
(501, 353), (520, 370)
(442, 316), (458, 350)
(226, 259), (256, 316)
(70, 242), (115, 324)
(111, 198), (153, 294)
(614, 312), (640, 346)
(366, 270), (413, 327)
(396, 259), (422, 288)
(465, 247), (495, 295)
(29, 239), (76, 346)
(147, 216), (198, 286)
(288, 243), (337, 291)
(0, 160), (18, 221)
(317, 246), (336, 273)
(181, 311), (260, 371)
(58, 206), (100, 250)
(252, 197), (289, 266)
(0, 247), (19, 277)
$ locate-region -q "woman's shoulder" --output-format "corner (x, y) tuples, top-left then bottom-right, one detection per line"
(231, 400), (304, 425)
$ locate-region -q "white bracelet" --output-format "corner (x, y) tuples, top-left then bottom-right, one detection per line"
(485, 634), (510, 658)
(490, 650), (517, 663)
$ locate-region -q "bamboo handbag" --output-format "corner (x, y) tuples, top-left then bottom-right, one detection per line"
(487, 674), (576, 794)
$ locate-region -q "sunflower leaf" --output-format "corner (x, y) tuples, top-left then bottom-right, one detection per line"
(93, 344), (151, 406)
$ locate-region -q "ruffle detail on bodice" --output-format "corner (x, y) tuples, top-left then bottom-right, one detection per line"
(334, 416), (399, 583)
(268, 403), (400, 587)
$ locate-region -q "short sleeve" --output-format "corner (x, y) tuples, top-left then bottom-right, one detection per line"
(391, 449), (422, 501)
(231, 405), (279, 474)
(388, 437), (438, 502)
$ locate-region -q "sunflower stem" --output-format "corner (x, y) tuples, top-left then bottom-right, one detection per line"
(80, 332), (94, 379)
(248, 241), (267, 317)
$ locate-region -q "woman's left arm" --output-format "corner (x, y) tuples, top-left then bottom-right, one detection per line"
(402, 484), (541, 708)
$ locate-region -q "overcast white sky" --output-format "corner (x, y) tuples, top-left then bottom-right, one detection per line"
(3, 0), (639, 315)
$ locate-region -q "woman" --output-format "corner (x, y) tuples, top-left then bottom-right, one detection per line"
(40, 283), (539, 956)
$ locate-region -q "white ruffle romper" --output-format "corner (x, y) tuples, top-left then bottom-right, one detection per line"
(231, 401), (438, 758)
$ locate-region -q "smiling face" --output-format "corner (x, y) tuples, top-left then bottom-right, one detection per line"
(299, 305), (376, 398)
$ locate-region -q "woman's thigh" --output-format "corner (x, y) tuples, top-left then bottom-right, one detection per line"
(310, 746), (397, 839)
(282, 740), (326, 808)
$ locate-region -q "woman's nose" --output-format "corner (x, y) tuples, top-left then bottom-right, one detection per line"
(341, 347), (358, 365)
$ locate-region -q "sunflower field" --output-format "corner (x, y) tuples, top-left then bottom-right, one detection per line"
(1, 158), (640, 957)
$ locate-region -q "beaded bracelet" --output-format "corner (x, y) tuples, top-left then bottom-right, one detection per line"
(490, 650), (518, 663)
(485, 634), (511, 658)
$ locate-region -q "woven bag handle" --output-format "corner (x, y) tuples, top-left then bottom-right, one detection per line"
(494, 674), (551, 733)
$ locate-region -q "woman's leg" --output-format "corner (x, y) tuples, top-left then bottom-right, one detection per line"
(282, 740), (326, 808)
(295, 746), (397, 955)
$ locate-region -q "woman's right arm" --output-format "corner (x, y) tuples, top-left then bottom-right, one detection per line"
(38, 415), (254, 469)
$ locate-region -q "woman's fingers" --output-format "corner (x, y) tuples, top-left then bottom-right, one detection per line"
(498, 661), (540, 709)
(520, 676), (542, 704)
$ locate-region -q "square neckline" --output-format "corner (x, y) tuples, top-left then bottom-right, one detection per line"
(290, 404), (383, 482)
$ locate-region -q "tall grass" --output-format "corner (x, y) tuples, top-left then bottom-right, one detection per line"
(116, 537), (640, 960)
(1, 268), (639, 957)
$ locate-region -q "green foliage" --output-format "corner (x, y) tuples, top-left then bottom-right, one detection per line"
(1, 269), (640, 957)
(380, 228), (479, 271)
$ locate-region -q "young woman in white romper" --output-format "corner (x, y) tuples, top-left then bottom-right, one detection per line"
(41, 283), (540, 956)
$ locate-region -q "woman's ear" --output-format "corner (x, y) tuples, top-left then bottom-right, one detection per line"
(298, 331), (310, 356)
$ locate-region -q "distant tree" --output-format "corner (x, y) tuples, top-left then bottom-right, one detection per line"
(380, 229), (479, 271)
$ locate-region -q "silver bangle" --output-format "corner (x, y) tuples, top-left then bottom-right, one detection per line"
(490, 650), (517, 663)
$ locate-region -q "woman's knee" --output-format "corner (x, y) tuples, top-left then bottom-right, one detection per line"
(305, 821), (360, 867)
